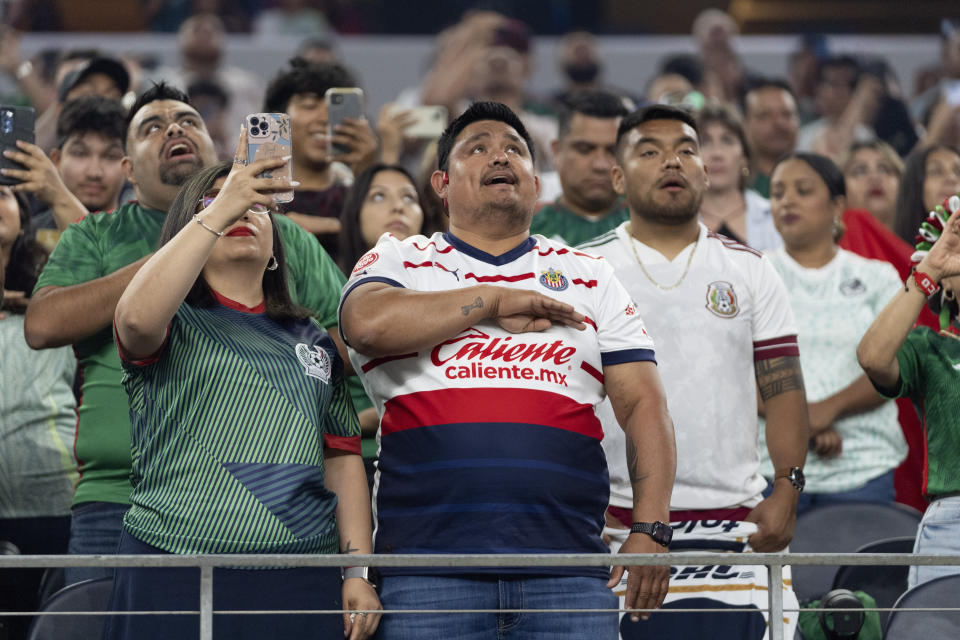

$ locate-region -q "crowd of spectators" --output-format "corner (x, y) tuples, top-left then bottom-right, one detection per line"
(2, 5), (960, 639)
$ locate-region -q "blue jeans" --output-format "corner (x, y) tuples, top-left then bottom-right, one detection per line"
(909, 495), (960, 588)
(763, 470), (896, 516)
(65, 501), (128, 585)
(376, 574), (618, 640)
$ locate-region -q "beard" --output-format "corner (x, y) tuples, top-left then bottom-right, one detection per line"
(466, 197), (534, 234)
(631, 189), (702, 225)
(159, 158), (203, 187)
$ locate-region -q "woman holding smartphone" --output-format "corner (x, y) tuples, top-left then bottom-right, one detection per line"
(105, 143), (380, 639)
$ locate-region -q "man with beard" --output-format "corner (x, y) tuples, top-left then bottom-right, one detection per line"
(24, 82), (348, 585)
(530, 89), (631, 246)
(339, 101), (676, 638)
(579, 105), (808, 638)
(743, 79), (800, 198)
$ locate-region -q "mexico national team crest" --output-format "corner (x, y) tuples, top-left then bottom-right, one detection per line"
(705, 281), (739, 318)
(539, 268), (569, 291)
(296, 343), (331, 383)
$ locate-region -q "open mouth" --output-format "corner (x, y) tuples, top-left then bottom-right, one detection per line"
(483, 171), (517, 186)
(659, 176), (686, 191)
(164, 140), (196, 160)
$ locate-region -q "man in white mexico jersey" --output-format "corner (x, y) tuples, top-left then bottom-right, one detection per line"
(578, 104), (809, 639)
(339, 101), (676, 639)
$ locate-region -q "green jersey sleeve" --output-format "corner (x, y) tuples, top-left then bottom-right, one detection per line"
(275, 214), (346, 328)
(33, 216), (104, 292)
(322, 351), (361, 444)
(886, 327), (926, 399)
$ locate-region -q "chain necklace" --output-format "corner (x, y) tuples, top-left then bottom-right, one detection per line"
(626, 223), (699, 291)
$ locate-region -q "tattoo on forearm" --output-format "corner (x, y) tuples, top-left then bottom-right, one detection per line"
(626, 437), (647, 490)
(461, 296), (483, 316)
(342, 540), (359, 554)
(755, 356), (805, 401)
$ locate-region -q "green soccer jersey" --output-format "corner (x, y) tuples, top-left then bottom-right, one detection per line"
(529, 197), (629, 247)
(121, 302), (359, 554)
(882, 326), (960, 497)
(33, 201), (347, 507)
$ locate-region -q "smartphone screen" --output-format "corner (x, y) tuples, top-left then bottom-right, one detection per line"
(325, 88), (364, 155)
(0, 105), (35, 186)
(245, 112), (293, 204)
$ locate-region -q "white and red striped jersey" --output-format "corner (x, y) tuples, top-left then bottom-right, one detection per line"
(338, 231), (656, 575)
(579, 222), (798, 511)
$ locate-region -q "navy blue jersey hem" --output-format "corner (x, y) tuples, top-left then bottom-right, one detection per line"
(600, 348), (656, 366)
(443, 231), (537, 265)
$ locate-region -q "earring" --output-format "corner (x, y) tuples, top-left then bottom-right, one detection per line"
(741, 166), (750, 178)
(832, 218), (839, 234)
(266, 255), (279, 271)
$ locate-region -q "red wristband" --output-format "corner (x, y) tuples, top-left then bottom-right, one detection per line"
(912, 268), (939, 296)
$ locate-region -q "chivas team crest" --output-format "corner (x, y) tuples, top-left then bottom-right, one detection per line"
(539, 268), (569, 291)
(705, 281), (739, 318)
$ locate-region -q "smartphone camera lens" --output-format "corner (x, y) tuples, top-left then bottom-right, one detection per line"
(1, 111), (12, 136)
(332, 94), (343, 105)
(250, 116), (260, 127)
(259, 121), (269, 131)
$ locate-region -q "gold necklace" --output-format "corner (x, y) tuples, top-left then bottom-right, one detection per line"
(626, 223), (699, 291)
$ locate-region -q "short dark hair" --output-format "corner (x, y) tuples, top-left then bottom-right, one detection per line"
(338, 163), (421, 274)
(557, 89), (630, 140)
(697, 103), (751, 189)
(3, 189), (45, 303)
(263, 58), (356, 113)
(158, 162), (309, 322)
(124, 81), (192, 150)
(659, 53), (704, 88)
(615, 104), (699, 159)
(772, 152), (846, 201)
(55, 95), (126, 150)
(436, 101), (535, 172)
(741, 77), (796, 115)
(895, 144), (960, 245)
(817, 55), (860, 90)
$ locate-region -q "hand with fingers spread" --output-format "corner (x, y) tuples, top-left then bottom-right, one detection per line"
(376, 103), (417, 165)
(342, 578), (382, 640)
(1, 140), (86, 226)
(332, 118), (378, 176)
(487, 287), (587, 333)
(918, 200), (960, 282)
(608, 532), (670, 623)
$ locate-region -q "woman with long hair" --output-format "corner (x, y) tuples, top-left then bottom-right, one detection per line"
(842, 139), (903, 231)
(894, 144), (960, 245)
(105, 149), (380, 639)
(0, 187), (77, 638)
(760, 152), (906, 514)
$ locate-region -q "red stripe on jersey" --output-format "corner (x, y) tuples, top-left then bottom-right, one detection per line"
(411, 240), (454, 253)
(708, 231), (763, 257)
(532, 245), (602, 260)
(571, 278), (598, 288)
(402, 260), (459, 276)
(753, 335), (800, 361)
(324, 434), (362, 454)
(361, 352), (418, 373)
(583, 316), (598, 331)
(381, 388), (603, 440)
(464, 272), (536, 283)
(580, 361), (604, 383)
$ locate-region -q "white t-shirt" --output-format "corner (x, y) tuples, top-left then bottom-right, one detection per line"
(579, 222), (798, 510)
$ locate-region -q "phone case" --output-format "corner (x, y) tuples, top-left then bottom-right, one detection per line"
(405, 105), (448, 139)
(325, 88), (364, 155)
(245, 112), (293, 203)
(0, 106), (35, 186)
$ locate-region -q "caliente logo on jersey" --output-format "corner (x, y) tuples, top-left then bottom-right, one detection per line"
(705, 281), (739, 318)
(295, 343), (332, 383)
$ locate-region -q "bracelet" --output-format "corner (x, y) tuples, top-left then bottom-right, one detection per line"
(193, 213), (224, 237)
(909, 267), (939, 297)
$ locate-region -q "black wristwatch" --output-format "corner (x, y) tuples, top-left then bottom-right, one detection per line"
(775, 466), (805, 492)
(630, 521), (672, 547)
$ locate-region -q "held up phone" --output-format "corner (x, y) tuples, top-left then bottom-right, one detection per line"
(0, 105), (35, 186)
(944, 80), (960, 108)
(325, 87), (364, 155)
(245, 112), (293, 204)
(404, 105), (448, 139)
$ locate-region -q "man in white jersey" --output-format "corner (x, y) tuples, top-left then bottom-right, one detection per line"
(579, 104), (809, 639)
(339, 101), (676, 639)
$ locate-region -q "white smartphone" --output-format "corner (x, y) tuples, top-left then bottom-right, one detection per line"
(245, 112), (293, 204)
(945, 80), (960, 108)
(325, 87), (364, 155)
(404, 105), (448, 139)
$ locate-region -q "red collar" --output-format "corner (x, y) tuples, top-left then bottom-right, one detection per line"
(210, 289), (266, 314)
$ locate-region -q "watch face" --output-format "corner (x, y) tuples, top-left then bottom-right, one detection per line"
(792, 467), (806, 490)
(653, 521), (673, 546)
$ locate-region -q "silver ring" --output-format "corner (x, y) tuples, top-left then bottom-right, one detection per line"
(349, 612), (357, 622)
(233, 155), (247, 165)
(247, 204), (269, 214)
(360, 612), (369, 617)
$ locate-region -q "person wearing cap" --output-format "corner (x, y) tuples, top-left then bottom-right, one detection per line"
(859, 193), (960, 589)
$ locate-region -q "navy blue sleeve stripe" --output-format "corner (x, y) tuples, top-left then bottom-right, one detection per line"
(600, 348), (657, 366)
(337, 276), (406, 345)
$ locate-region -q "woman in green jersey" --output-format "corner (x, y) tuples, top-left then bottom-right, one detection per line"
(105, 139), (380, 639)
(859, 191), (960, 589)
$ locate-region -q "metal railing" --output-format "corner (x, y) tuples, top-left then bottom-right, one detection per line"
(2, 552), (960, 640)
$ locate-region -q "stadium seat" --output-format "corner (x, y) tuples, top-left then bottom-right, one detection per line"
(831, 536), (915, 627)
(26, 577), (113, 640)
(790, 502), (921, 602)
(883, 574), (960, 639)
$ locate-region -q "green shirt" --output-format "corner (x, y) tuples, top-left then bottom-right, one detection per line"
(34, 201), (347, 506)
(529, 198), (629, 247)
(749, 173), (770, 199)
(881, 326), (960, 497)
(122, 303), (358, 554)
